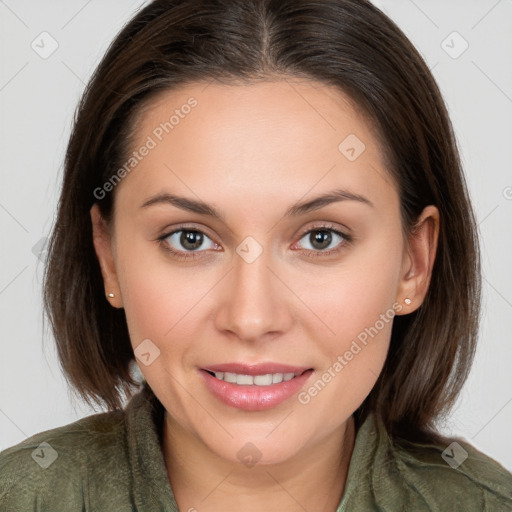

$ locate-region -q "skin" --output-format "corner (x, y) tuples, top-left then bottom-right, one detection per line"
(91, 79), (439, 512)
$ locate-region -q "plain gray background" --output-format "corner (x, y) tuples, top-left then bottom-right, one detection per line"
(1, 0), (511, 472)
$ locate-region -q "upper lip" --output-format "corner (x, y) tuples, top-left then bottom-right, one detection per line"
(201, 362), (312, 376)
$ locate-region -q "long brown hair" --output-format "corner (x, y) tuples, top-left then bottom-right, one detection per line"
(43, 0), (481, 446)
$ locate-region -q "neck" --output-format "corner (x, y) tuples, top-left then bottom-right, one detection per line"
(162, 413), (356, 512)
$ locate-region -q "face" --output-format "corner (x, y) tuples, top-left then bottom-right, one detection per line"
(91, 79), (435, 466)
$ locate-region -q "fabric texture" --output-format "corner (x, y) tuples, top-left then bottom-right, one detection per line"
(1, 381), (511, 511)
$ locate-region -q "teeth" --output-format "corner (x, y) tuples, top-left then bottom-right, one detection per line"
(212, 371), (298, 386)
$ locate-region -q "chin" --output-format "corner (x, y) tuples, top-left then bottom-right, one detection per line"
(203, 433), (305, 468)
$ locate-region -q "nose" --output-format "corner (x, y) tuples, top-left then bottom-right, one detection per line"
(214, 245), (293, 344)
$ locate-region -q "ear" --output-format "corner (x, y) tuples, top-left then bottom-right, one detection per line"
(395, 205), (439, 315)
(90, 203), (123, 308)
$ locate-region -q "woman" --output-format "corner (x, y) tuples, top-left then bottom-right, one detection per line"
(1, 0), (511, 510)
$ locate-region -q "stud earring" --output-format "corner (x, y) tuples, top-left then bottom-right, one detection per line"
(404, 298), (412, 305)
(107, 293), (115, 298)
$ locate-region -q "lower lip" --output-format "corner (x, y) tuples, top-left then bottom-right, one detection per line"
(199, 369), (314, 411)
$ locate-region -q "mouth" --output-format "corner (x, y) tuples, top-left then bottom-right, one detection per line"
(201, 362), (313, 386)
(202, 369), (310, 386)
(199, 364), (314, 411)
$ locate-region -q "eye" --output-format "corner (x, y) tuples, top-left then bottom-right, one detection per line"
(158, 228), (219, 259)
(157, 223), (352, 261)
(294, 225), (352, 257)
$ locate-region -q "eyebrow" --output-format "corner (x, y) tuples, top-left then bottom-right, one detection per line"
(140, 188), (374, 220)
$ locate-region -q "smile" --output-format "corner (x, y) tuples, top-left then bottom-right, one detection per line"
(205, 371), (301, 386)
(199, 367), (314, 411)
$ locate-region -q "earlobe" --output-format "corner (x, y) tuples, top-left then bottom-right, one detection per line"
(90, 203), (123, 308)
(395, 205), (439, 314)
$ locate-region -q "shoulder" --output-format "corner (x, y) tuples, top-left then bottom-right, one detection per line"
(0, 407), (127, 510)
(388, 433), (512, 510)
(347, 413), (512, 511)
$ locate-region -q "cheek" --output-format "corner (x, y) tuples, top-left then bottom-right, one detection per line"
(295, 234), (402, 347)
(115, 238), (204, 350)
(292, 237), (401, 414)
(296, 287), (395, 429)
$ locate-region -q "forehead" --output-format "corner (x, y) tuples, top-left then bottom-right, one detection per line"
(115, 79), (395, 211)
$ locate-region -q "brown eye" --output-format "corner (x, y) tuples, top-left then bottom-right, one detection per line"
(179, 230), (205, 251)
(297, 227), (349, 254)
(158, 228), (219, 259)
(164, 229), (209, 252)
(308, 230), (334, 250)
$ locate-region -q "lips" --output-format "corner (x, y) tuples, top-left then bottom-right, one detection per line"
(198, 362), (314, 411)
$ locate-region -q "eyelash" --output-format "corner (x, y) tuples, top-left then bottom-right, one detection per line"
(156, 223), (353, 261)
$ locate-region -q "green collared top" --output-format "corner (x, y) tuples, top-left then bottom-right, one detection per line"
(1, 381), (511, 511)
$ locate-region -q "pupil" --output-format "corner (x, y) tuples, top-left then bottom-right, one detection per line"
(311, 230), (331, 250)
(181, 230), (203, 250)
